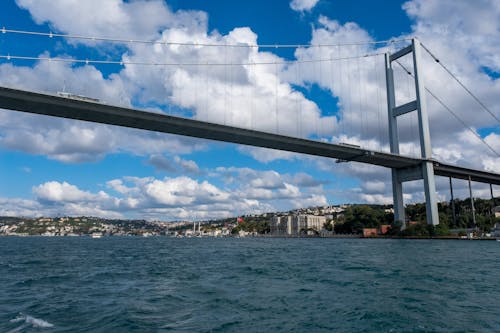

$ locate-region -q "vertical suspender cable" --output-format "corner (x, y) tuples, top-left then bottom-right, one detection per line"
(251, 61), (255, 130)
(314, 50), (319, 139)
(299, 60), (303, 138)
(338, 45), (345, 139)
(224, 43), (227, 126)
(179, 65), (186, 114)
(356, 46), (363, 142)
(230, 52), (233, 127)
(205, 62), (209, 122)
(319, 45), (324, 138)
(194, 64), (198, 119)
(275, 61), (279, 134)
(330, 50), (335, 139)
(363, 52), (369, 143)
(296, 61), (300, 138)
(346, 56), (352, 139)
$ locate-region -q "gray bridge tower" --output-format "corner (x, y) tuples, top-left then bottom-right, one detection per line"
(385, 39), (439, 226)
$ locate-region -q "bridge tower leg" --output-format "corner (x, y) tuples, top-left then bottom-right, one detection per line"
(385, 53), (405, 224)
(385, 39), (440, 226)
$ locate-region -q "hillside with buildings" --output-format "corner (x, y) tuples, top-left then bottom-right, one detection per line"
(1, 199), (499, 238)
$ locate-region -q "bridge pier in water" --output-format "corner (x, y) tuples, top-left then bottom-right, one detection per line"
(386, 39), (439, 226)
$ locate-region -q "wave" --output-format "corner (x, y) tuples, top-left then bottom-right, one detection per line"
(8, 313), (54, 332)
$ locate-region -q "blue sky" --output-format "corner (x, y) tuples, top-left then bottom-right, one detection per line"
(0, 0), (498, 220)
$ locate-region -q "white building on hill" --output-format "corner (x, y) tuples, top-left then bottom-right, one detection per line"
(271, 215), (326, 236)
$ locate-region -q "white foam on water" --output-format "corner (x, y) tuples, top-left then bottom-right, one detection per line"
(9, 313), (54, 330)
(9, 317), (24, 323)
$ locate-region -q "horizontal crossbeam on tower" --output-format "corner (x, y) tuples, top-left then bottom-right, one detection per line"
(0, 86), (499, 185)
(389, 44), (413, 62)
(392, 100), (417, 117)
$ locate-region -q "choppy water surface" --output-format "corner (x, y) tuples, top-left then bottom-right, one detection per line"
(0, 237), (499, 332)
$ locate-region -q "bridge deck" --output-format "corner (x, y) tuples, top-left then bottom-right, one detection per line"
(0, 86), (499, 185)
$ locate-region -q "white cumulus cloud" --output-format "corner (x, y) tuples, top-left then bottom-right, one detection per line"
(290, 0), (320, 12)
(16, 0), (172, 41)
(1, 0), (498, 214)
(33, 181), (99, 202)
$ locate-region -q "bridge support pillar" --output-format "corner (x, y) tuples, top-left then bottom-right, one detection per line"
(449, 177), (457, 226)
(386, 49), (407, 226)
(423, 161), (439, 225)
(392, 169), (405, 223)
(386, 38), (440, 226)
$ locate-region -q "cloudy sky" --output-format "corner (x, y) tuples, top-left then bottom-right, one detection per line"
(0, 0), (498, 220)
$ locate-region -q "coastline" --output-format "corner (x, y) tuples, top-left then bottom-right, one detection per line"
(1, 234), (497, 240)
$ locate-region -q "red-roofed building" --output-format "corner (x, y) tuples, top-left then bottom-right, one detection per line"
(363, 228), (378, 237)
(380, 225), (391, 235)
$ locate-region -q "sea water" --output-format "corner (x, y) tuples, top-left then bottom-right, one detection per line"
(0, 237), (499, 332)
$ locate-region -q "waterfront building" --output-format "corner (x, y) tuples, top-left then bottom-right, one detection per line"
(494, 206), (500, 218)
(362, 228), (378, 237)
(362, 225), (391, 237)
(293, 215), (326, 235)
(270, 216), (292, 235)
(491, 223), (500, 237)
(270, 216), (279, 234)
(379, 225), (391, 235)
(271, 215), (326, 235)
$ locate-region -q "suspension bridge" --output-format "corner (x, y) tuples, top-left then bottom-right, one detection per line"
(0, 30), (499, 226)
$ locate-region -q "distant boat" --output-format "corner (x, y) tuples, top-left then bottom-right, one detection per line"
(91, 232), (102, 238)
(57, 91), (100, 103)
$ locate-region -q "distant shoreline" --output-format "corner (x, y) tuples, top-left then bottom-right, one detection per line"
(1, 234), (497, 240)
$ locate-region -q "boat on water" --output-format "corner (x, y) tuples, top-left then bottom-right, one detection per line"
(90, 232), (103, 238)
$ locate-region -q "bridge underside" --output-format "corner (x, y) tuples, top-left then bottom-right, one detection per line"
(0, 86), (499, 186)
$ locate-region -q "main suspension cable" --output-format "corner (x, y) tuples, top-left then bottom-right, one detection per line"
(0, 52), (384, 67)
(395, 60), (499, 157)
(420, 41), (500, 125)
(1, 27), (412, 49)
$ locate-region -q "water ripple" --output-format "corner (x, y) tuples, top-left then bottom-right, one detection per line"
(0, 237), (499, 332)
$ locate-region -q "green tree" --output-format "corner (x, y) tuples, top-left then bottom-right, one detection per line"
(334, 205), (391, 234)
(324, 220), (333, 231)
(400, 222), (430, 237)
